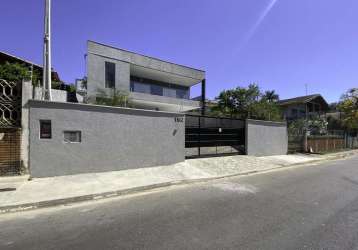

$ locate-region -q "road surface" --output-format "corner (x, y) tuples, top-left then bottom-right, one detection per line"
(1, 156), (358, 249)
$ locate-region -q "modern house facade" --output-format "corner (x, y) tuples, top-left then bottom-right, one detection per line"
(86, 41), (206, 112)
(279, 94), (329, 121)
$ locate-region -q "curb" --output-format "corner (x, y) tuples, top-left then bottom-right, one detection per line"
(1, 151), (357, 215)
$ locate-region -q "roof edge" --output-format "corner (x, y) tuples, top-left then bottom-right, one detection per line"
(87, 40), (206, 73)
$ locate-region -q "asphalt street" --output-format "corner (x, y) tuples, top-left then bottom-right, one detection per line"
(1, 155), (358, 250)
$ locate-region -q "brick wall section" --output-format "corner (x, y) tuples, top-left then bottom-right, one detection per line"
(0, 128), (21, 175)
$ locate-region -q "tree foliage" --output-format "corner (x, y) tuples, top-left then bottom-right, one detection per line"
(212, 84), (282, 121)
(262, 90), (279, 102)
(338, 88), (358, 130)
(288, 117), (328, 135)
(0, 62), (31, 82)
(0, 62), (41, 86)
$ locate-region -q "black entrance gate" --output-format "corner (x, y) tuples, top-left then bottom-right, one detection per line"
(185, 115), (245, 158)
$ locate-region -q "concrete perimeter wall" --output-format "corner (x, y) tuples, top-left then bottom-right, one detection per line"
(246, 119), (288, 156)
(28, 100), (185, 177)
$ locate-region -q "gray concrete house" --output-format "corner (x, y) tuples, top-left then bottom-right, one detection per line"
(278, 94), (329, 121)
(86, 41), (206, 113)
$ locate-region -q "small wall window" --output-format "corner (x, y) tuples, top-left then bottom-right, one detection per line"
(40, 120), (52, 139)
(64, 131), (82, 143)
(105, 62), (116, 88)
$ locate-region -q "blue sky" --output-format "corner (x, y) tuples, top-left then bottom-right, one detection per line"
(1, 0), (357, 102)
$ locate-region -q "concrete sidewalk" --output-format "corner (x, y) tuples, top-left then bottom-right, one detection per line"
(1, 150), (357, 214)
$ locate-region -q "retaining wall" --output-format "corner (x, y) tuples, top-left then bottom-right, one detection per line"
(28, 100), (185, 177)
(246, 119), (288, 156)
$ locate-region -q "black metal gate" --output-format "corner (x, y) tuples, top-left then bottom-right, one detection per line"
(185, 115), (245, 158)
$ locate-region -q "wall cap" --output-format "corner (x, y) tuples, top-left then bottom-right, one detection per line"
(28, 100), (185, 117)
(246, 119), (287, 127)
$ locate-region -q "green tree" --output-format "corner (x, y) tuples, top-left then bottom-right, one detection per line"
(250, 99), (282, 121)
(0, 62), (31, 82)
(338, 88), (358, 130)
(288, 116), (328, 135)
(213, 84), (282, 121)
(213, 89), (236, 117)
(234, 84), (260, 118)
(0, 62), (41, 86)
(262, 90), (279, 102)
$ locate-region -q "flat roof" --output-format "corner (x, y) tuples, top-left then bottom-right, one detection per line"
(88, 40), (205, 73)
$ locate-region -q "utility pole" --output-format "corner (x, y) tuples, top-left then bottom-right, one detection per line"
(42, 0), (52, 100)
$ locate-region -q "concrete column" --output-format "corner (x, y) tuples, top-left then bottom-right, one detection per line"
(21, 80), (32, 174)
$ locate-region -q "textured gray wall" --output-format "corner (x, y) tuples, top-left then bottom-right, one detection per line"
(33, 87), (68, 102)
(87, 52), (130, 99)
(28, 100), (185, 178)
(246, 119), (288, 156)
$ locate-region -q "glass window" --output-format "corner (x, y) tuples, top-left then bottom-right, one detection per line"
(176, 88), (189, 99)
(163, 87), (176, 98)
(130, 76), (189, 99)
(64, 131), (81, 143)
(130, 81), (151, 94)
(150, 84), (163, 96)
(40, 120), (51, 139)
(105, 62), (115, 88)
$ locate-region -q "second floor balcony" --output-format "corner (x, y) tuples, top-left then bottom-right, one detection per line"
(130, 76), (190, 100)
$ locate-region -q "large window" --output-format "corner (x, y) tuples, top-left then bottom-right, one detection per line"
(105, 62), (115, 88)
(131, 81), (150, 94)
(150, 84), (163, 96)
(176, 88), (188, 99)
(130, 76), (189, 99)
(163, 88), (176, 98)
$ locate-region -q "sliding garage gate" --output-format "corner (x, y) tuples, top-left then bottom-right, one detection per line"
(185, 115), (245, 158)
